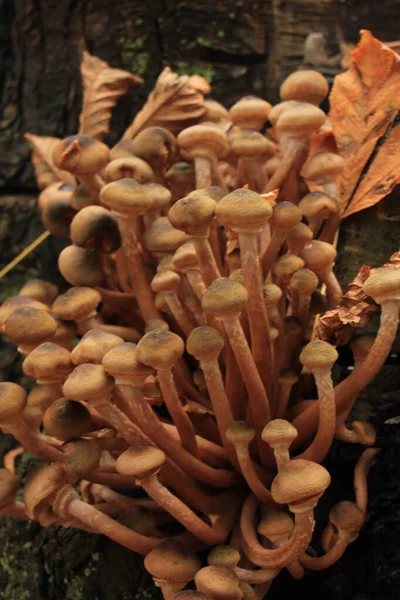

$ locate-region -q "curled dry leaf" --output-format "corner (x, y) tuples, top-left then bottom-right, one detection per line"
(24, 133), (75, 189)
(328, 30), (400, 218)
(79, 51), (143, 140)
(122, 67), (210, 139)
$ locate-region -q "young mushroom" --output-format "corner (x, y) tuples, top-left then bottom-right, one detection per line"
(300, 240), (342, 307)
(279, 70), (329, 106)
(43, 398), (92, 442)
(261, 419), (298, 470)
(19, 279), (59, 306)
(4, 306), (58, 354)
(195, 565), (243, 599)
(58, 245), (104, 288)
(229, 97), (271, 131)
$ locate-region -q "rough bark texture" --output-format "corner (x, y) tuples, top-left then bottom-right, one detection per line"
(1, 1), (400, 599)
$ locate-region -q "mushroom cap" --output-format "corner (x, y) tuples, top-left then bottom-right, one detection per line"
(151, 270), (180, 294)
(262, 283), (283, 308)
(177, 123), (229, 159)
(52, 287), (101, 322)
(62, 438), (102, 479)
(22, 343), (72, 382)
(136, 329), (184, 369)
(273, 254), (305, 280)
(100, 178), (152, 216)
(0, 296), (51, 331)
(0, 469), (20, 508)
(268, 100), (300, 127)
(19, 279), (59, 306)
(257, 508), (294, 538)
(280, 70), (329, 105)
(157, 255), (176, 273)
(202, 278), (248, 319)
(0, 382), (27, 426)
(43, 398), (92, 441)
(70, 206), (121, 254)
(299, 340), (338, 371)
(62, 364), (113, 405)
(299, 191), (338, 220)
(116, 444), (166, 478)
(329, 500), (364, 533)
(51, 316), (77, 350)
(145, 318), (170, 333)
(309, 289), (328, 315)
(276, 103), (326, 138)
(204, 99), (229, 123)
(225, 421), (255, 445)
(271, 459), (331, 509)
(289, 268), (319, 294)
(144, 540), (202, 583)
(363, 266), (400, 304)
(41, 191), (77, 237)
(58, 245), (104, 287)
(229, 269), (244, 285)
(229, 96), (271, 130)
(71, 329), (124, 365)
(143, 217), (188, 253)
(4, 306), (58, 346)
(216, 188), (273, 231)
(208, 545), (240, 569)
(168, 192), (216, 236)
(130, 126), (177, 169)
(24, 463), (66, 520)
(195, 565), (242, 599)
(270, 201), (302, 231)
(199, 186), (226, 202)
(142, 183), (172, 210)
(262, 419), (298, 448)
(109, 139), (136, 160)
(52, 135), (109, 174)
(300, 240), (336, 272)
(102, 342), (153, 382)
(165, 161), (195, 187)
(287, 222), (313, 247)
(187, 326), (224, 361)
(70, 183), (96, 211)
(104, 156), (155, 184)
(301, 151), (345, 184)
(173, 242), (199, 272)
(27, 385), (56, 412)
(231, 131), (275, 158)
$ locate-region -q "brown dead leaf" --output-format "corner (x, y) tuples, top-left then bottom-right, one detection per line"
(24, 133), (75, 189)
(328, 30), (400, 218)
(122, 67), (210, 139)
(79, 51), (142, 140)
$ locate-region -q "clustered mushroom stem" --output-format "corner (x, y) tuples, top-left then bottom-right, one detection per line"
(264, 140), (304, 194)
(261, 231), (287, 275)
(9, 421), (62, 463)
(1, 501), (30, 521)
(232, 444), (275, 505)
(192, 236), (221, 287)
(319, 268), (342, 308)
(79, 173), (105, 202)
(164, 294), (197, 337)
(194, 157), (212, 189)
(354, 447), (380, 514)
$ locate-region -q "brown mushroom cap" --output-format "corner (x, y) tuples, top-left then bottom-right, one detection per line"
(363, 267), (400, 304)
(62, 364), (113, 405)
(187, 326), (224, 362)
(19, 279), (59, 306)
(104, 156), (155, 184)
(286, 222), (313, 248)
(102, 342), (153, 383)
(195, 565), (242, 599)
(229, 269), (244, 286)
(276, 103), (326, 138)
(172, 242), (199, 272)
(109, 139), (136, 160)
(231, 131), (275, 158)
(204, 99), (229, 123)
(130, 126), (177, 169)
(62, 438), (102, 479)
(329, 500), (365, 533)
(22, 343), (72, 383)
(52, 287), (101, 322)
(289, 268), (319, 294)
(268, 100), (300, 127)
(299, 340), (338, 371)
(273, 254), (305, 280)
(0, 469), (20, 508)
(300, 240), (336, 272)
(58, 245), (104, 287)
(178, 123), (229, 159)
(4, 306), (58, 346)
(0, 382), (27, 427)
(262, 419), (298, 448)
(0, 296), (51, 331)
(208, 545), (240, 569)
(168, 192), (216, 236)
(100, 178), (151, 217)
(165, 161), (195, 189)
(43, 398), (92, 441)
(71, 329), (124, 365)
(225, 421), (255, 445)
(24, 463), (66, 520)
(144, 540), (202, 583)
(27, 385), (56, 412)
(229, 96), (271, 130)
(52, 135), (109, 174)
(257, 508), (294, 538)
(271, 459), (331, 509)
(151, 270), (180, 294)
(216, 188), (272, 231)
(280, 70), (329, 106)
(142, 183), (172, 211)
(41, 190), (77, 238)
(70, 184), (96, 211)
(263, 283), (283, 308)
(145, 318), (170, 333)
(202, 277), (248, 319)
(299, 191), (338, 221)
(116, 444), (166, 478)
(144, 217), (188, 254)
(136, 329), (184, 370)
(70, 206), (121, 254)
(270, 201), (302, 231)
(301, 151), (345, 184)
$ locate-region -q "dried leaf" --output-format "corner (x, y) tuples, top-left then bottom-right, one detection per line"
(24, 133), (75, 189)
(79, 51), (142, 140)
(122, 67), (210, 139)
(328, 30), (400, 218)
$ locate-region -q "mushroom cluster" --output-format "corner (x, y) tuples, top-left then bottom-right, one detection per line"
(1, 65), (397, 599)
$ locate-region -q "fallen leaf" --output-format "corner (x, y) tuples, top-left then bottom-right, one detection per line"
(122, 67), (210, 139)
(24, 133), (75, 189)
(79, 51), (142, 140)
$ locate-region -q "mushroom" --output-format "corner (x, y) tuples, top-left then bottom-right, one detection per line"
(70, 329), (124, 365)
(58, 245), (104, 287)
(0, 469), (28, 520)
(43, 398), (92, 442)
(195, 565), (242, 599)
(151, 270), (197, 337)
(19, 279), (59, 306)
(165, 162), (196, 203)
(104, 156), (155, 183)
(279, 70), (329, 106)
(4, 306), (58, 354)
(207, 544), (279, 585)
(70, 205), (121, 254)
(22, 342), (72, 398)
(261, 201), (302, 275)
(261, 419), (298, 470)
(300, 240), (342, 307)
(289, 268), (319, 327)
(298, 191), (339, 238)
(231, 131), (275, 192)
(286, 222), (313, 256)
(41, 185), (77, 237)
(130, 126), (177, 184)
(229, 97), (271, 131)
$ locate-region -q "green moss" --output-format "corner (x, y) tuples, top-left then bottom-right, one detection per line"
(0, 524), (38, 600)
(175, 61), (215, 82)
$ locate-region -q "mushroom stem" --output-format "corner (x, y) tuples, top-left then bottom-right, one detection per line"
(192, 237), (221, 287)
(7, 421), (62, 463)
(195, 157), (212, 189)
(231, 443), (275, 505)
(264, 139), (304, 193)
(261, 231), (286, 276)
(1, 501), (30, 521)
(299, 536), (348, 570)
(354, 447), (380, 514)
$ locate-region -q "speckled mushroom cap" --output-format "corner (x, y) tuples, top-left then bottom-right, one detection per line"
(268, 100), (300, 127)
(52, 287), (101, 322)
(58, 245), (104, 288)
(0, 296), (51, 331)
(195, 565), (243, 599)
(151, 269), (180, 294)
(262, 419), (298, 448)
(142, 183), (172, 211)
(257, 508), (294, 538)
(229, 269), (244, 285)
(62, 438), (102, 480)
(71, 329), (124, 365)
(204, 99), (229, 123)
(262, 283), (283, 308)
(231, 131), (276, 158)
(286, 222), (313, 248)
(172, 242), (199, 272)
(0, 469), (20, 508)
(52, 135), (109, 174)
(116, 444), (166, 478)
(229, 96), (272, 131)
(144, 540), (202, 583)
(187, 326), (224, 362)
(24, 463), (66, 520)
(280, 70), (329, 106)
(19, 279), (59, 306)
(300, 340), (338, 372)
(208, 545), (240, 569)
(225, 421), (256, 445)
(216, 188), (273, 231)
(272, 254), (305, 280)
(177, 123), (229, 159)
(300, 240), (336, 272)
(100, 178), (152, 217)
(202, 278), (248, 319)
(289, 268), (319, 294)
(4, 306), (58, 346)
(270, 201), (302, 231)
(102, 342), (153, 384)
(329, 500), (365, 533)
(271, 459), (331, 511)
(70, 206), (121, 254)
(301, 151), (344, 184)
(130, 126), (177, 167)
(276, 103), (326, 138)
(0, 382), (27, 427)
(363, 267), (400, 304)
(143, 217), (188, 254)
(299, 191), (338, 221)
(136, 329), (184, 370)
(62, 364), (114, 406)
(145, 318), (170, 333)
(104, 156), (155, 184)
(22, 343), (72, 383)
(43, 398), (92, 441)
(168, 192), (217, 236)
